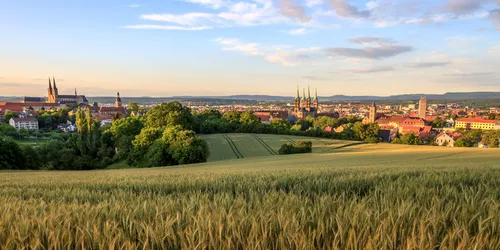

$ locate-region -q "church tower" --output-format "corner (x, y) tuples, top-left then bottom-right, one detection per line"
(306, 86), (312, 111)
(419, 96), (427, 119)
(369, 102), (377, 123)
(52, 77), (59, 97)
(115, 92), (123, 107)
(301, 88), (306, 109)
(313, 88), (319, 109)
(294, 86), (301, 113)
(47, 78), (54, 103)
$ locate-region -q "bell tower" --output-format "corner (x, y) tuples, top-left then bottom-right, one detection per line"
(294, 86), (300, 113)
(369, 102), (377, 123)
(115, 92), (123, 107)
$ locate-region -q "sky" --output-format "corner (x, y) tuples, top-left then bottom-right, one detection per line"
(0, 0), (499, 97)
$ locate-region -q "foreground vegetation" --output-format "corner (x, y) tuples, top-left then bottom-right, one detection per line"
(1, 146), (500, 249)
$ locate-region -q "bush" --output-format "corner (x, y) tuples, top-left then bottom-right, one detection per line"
(279, 141), (313, 155)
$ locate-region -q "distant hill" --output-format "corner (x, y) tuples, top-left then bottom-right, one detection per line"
(2, 92), (500, 103)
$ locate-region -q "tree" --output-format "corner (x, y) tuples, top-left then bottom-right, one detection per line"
(400, 133), (421, 145)
(431, 117), (446, 128)
(145, 101), (195, 130)
(198, 109), (222, 121)
(128, 102), (139, 112)
(271, 118), (291, 132)
(240, 111), (260, 125)
(313, 116), (338, 130)
(454, 138), (475, 147)
(352, 122), (380, 142)
(222, 111), (242, 124)
(162, 126), (209, 165)
(4, 111), (18, 123)
(0, 137), (26, 169)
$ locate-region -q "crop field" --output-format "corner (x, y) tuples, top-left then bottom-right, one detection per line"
(1, 145), (500, 249)
(202, 133), (361, 161)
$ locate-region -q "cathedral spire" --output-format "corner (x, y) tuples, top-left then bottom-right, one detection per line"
(302, 88), (306, 100)
(53, 77), (57, 90)
(314, 88), (318, 101)
(295, 85), (300, 100)
(48, 78), (52, 92)
(308, 86), (311, 100)
(75, 88), (77, 96)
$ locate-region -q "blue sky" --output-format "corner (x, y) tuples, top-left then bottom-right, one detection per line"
(0, 0), (499, 97)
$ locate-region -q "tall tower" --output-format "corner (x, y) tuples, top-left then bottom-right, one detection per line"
(301, 88), (306, 109)
(47, 78), (53, 103)
(419, 96), (427, 119)
(306, 86), (311, 110)
(369, 102), (377, 123)
(52, 77), (59, 97)
(115, 92), (123, 107)
(313, 88), (319, 109)
(294, 86), (301, 113)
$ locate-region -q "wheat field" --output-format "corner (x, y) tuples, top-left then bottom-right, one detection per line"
(1, 145), (500, 249)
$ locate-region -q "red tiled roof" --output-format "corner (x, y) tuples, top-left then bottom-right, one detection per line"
(437, 132), (463, 140)
(99, 107), (126, 114)
(457, 118), (499, 124)
(255, 114), (271, 122)
(12, 117), (38, 122)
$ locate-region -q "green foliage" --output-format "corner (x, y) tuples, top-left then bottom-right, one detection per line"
(397, 133), (422, 145)
(279, 141), (313, 155)
(431, 117), (446, 128)
(222, 110), (242, 123)
(239, 111), (260, 125)
(352, 122), (380, 142)
(145, 101), (195, 130)
(454, 138), (476, 147)
(0, 137), (27, 169)
(128, 102), (140, 113)
(3, 111), (18, 123)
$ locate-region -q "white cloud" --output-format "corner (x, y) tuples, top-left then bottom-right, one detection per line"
(305, 0), (323, 8)
(122, 25), (213, 31)
(128, 4), (140, 8)
(278, 0), (311, 23)
(184, 0), (228, 9)
(287, 28), (308, 35)
(140, 13), (216, 26)
(214, 37), (321, 67)
(489, 45), (500, 56)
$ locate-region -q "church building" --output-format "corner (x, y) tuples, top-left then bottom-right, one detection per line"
(293, 86), (319, 119)
(22, 77), (88, 105)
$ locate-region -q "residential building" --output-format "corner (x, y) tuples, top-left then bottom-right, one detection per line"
(435, 132), (463, 147)
(455, 118), (500, 130)
(9, 117), (39, 130)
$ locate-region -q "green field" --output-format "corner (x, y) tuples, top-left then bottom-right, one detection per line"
(202, 133), (362, 161)
(1, 142), (500, 249)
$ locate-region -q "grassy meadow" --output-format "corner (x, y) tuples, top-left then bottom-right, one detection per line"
(1, 138), (500, 249)
(202, 133), (362, 161)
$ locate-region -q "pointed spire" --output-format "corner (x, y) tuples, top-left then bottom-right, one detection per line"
(52, 77), (57, 89)
(295, 85), (300, 99)
(302, 88), (306, 100)
(48, 78), (52, 90)
(314, 88), (318, 100)
(308, 86), (311, 99)
(75, 88), (77, 96)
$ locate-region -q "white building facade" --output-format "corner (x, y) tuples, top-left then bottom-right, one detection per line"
(9, 117), (39, 130)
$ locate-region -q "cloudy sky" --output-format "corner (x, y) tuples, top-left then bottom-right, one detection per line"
(0, 0), (499, 97)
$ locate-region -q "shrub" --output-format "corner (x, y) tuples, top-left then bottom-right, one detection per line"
(279, 141), (313, 155)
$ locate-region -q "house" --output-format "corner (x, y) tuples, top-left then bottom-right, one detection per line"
(9, 117), (39, 130)
(254, 111), (271, 124)
(435, 132), (463, 147)
(58, 121), (77, 132)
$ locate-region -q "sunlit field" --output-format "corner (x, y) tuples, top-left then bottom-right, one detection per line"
(1, 145), (500, 249)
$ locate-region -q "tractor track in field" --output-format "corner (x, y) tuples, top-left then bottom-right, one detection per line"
(252, 135), (278, 155)
(223, 135), (244, 159)
(284, 136), (296, 144)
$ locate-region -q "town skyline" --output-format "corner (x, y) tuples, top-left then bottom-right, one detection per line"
(1, 0), (499, 96)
